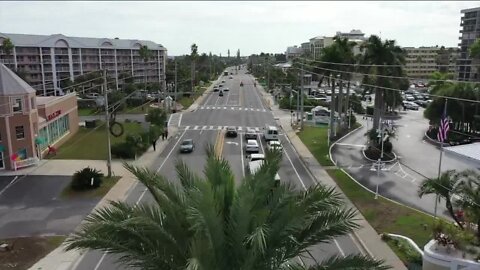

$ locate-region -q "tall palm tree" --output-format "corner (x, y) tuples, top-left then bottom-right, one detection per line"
(360, 36), (405, 130)
(191, 43), (199, 93)
(65, 149), (388, 270)
(418, 170), (464, 229)
(139, 45), (153, 92)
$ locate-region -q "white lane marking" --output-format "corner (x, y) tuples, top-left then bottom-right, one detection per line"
(167, 114), (173, 126)
(231, 107), (235, 110)
(94, 253), (108, 270)
(217, 126), (222, 130)
(333, 240), (346, 257)
(0, 176), (19, 197)
(178, 113), (183, 127)
(202, 126), (207, 130)
(240, 135), (245, 178)
(207, 106), (210, 110)
(257, 135), (265, 155)
(282, 147), (306, 190)
(209, 126), (214, 129)
(253, 86), (266, 110)
(223, 106), (227, 109)
(238, 127), (242, 131)
(262, 109), (266, 112)
(256, 109), (260, 112)
(156, 129), (188, 173)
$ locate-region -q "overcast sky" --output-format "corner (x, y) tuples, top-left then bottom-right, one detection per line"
(0, 1), (476, 56)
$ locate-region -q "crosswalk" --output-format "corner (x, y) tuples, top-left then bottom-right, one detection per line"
(180, 126), (263, 132)
(198, 106), (267, 112)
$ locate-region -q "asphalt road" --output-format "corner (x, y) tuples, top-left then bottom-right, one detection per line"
(331, 108), (478, 217)
(0, 175), (99, 238)
(74, 67), (363, 270)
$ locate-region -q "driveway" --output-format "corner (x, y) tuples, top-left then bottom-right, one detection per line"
(0, 175), (99, 238)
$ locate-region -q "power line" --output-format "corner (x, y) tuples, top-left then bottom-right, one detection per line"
(290, 65), (480, 105)
(297, 57), (480, 68)
(296, 58), (480, 85)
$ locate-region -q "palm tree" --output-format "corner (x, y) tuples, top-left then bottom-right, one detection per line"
(191, 43), (199, 92)
(65, 148), (388, 270)
(418, 170), (464, 229)
(360, 35), (405, 130)
(455, 170), (480, 240)
(139, 45), (152, 92)
(469, 38), (480, 81)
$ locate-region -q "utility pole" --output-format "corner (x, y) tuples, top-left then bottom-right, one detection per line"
(174, 60), (178, 112)
(300, 67), (305, 129)
(103, 69), (112, 178)
(329, 74), (336, 145)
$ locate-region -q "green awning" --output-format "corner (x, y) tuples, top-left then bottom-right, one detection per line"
(0, 145), (4, 152)
(35, 137), (47, 144)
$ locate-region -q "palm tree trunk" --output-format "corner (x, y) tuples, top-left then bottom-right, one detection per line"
(446, 200), (464, 229)
(346, 81), (351, 122)
(338, 80), (344, 127)
(373, 87), (381, 130)
(330, 79), (336, 140)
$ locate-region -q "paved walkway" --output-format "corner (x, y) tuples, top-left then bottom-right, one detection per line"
(259, 90), (406, 269)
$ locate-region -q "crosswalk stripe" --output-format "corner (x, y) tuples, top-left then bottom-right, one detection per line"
(202, 126), (207, 129)
(238, 127), (242, 131)
(255, 128), (260, 132)
(210, 126), (213, 129)
(224, 107), (227, 109)
(231, 107), (235, 110)
(206, 106), (210, 109)
(217, 126), (222, 130)
(256, 109), (260, 111)
(194, 126), (199, 130)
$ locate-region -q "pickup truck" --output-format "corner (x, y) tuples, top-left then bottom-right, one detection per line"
(247, 154), (280, 183)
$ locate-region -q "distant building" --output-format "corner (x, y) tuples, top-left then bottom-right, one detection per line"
(0, 63), (78, 170)
(335, 29), (366, 41)
(309, 36), (334, 59)
(301, 42), (311, 56)
(404, 46), (458, 79)
(0, 32), (167, 96)
(285, 46), (303, 61)
(457, 7), (480, 81)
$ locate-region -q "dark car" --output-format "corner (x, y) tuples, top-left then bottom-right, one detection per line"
(213, 86), (219, 92)
(180, 139), (195, 153)
(226, 126), (237, 137)
(219, 90), (224, 96)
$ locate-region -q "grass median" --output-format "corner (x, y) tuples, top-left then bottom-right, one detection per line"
(297, 126), (334, 166)
(60, 176), (122, 199)
(178, 82), (212, 109)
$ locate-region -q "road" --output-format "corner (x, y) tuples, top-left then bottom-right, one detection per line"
(331, 108), (478, 217)
(74, 67), (364, 270)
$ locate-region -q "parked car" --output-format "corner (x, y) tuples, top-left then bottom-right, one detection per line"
(180, 139), (195, 153)
(85, 92), (100, 99)
(229, 76), (233, 79)
(226, 126), (238, 137)
(245, 128), (257, 140)
(213, 86), (219, 92)
(245, 139), (259, 153)
(221, 80), (226, 83)
(405, 95), (415, 101)
(219, 90), (224, 96)
(403, 101), (419, 110)
(267, 140), (283, 151)
(223, 87), (229, 91)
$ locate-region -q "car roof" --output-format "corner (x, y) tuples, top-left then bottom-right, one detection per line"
(246, 127), (256, 131)
(182, 139), (193, 143)
(269, 140), (281, 144)
(227, 126), (236, 130)
(250, 153), (265, 159)
(247, 139), (258, 144)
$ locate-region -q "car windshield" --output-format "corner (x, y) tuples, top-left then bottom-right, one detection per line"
(182, 140), (192, 146)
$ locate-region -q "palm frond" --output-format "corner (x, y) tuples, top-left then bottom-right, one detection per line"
(310, 254), (390, 270)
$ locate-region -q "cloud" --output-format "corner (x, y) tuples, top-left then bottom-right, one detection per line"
(0, 1), (476, 55)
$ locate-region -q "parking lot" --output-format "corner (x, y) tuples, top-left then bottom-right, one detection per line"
(0, 175), (100, 238)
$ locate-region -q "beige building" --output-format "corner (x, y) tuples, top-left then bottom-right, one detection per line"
(0, 33), (167, 96)
(0, 63), (78, 170)
(404, 46), (458, 79)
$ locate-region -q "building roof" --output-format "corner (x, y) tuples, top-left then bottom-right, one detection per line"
(0, 63), (36, 96)
(0, 32), (166, 51)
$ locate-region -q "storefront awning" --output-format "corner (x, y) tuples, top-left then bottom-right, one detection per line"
(35, 137), (47, 145)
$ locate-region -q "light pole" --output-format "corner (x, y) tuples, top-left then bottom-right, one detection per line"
(348, 107), (352, 129)
(103, 69), (112, 178)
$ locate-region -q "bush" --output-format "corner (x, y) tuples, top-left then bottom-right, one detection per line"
(111, 142), (136, 159)
(71, 167), (104, 191)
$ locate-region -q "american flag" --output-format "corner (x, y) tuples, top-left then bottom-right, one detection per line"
(437, 101), (449, 143)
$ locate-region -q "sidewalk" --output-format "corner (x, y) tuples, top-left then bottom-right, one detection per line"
(27, 127), (178, 270)
(260, 91), (406, 269)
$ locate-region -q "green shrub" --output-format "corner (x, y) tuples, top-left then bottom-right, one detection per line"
(111, 142), (136, 159)
(71, 167), (103, 191)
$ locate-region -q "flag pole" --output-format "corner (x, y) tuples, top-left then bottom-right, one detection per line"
(434, 99), (448, 218)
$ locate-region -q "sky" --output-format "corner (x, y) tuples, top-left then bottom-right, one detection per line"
(0, 1), (477, 56)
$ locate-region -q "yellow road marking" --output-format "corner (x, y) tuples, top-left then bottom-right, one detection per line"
(214, 129), (226, 158)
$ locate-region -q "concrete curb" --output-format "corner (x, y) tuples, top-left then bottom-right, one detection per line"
(361, 149), (397, 163)
(386, 233), (424, 256)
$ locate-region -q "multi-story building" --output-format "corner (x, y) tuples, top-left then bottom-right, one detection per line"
(306, 30), (365, 59)
(335, 29), (366, 41)
(309, 36), (334, 59)
(404, 46), (458, 79)
(285, 46), (303, 61)
(300, 42), (310, 57)
(457, 7), (480, 81)
(0, 63), (79, 170)
(0, 33), (167, 96)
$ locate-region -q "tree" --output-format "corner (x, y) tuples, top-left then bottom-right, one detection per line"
(191, 43), (199, 91)
(360, 35), (406, 130)
(65, 150), (388, 270)
(145, 108), (167, 127)
(469, 39), (480, 81)
(139, 45), (153, 92)
(428, 71), (453, 95)
(418, 170), (464, 229)
(1, 38), (14, 57)
(455, 170), (480, 240)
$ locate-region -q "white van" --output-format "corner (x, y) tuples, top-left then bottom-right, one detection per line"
(263, 125), (279, 141)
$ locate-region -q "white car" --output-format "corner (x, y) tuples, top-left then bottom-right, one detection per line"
(403, 101), (419, 110)
(245, 140), (259, 153)
(267, 140), (283, 151)
(245, 128), (257, 140)
(405, 95), (415, 101)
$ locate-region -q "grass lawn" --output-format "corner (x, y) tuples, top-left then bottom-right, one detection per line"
(0, 235), (66, 270)
(178, 83), (212, 109)
(50, 121), (145, 160)
(326, 169), (434, 247)
(60, 176), (122, 199)
(78, 108), (98, 116)
(298, 126), (334, 166)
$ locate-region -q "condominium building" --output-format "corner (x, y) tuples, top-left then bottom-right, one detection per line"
(457, 7), (480, 81)
(0, 33), (167, 95)
(404, 46), (458, 79)
(335, 29), (366, 41)
(305, 30), (365, 59)
(285, 46), (303, 61)
(309, 36), (334, 59)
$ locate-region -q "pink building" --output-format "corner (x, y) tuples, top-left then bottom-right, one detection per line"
(0, 63), (78, 170)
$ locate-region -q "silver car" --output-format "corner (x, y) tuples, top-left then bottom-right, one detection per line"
(180, 139), (195, 153)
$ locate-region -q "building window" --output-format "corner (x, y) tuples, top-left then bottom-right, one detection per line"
(12, 98), (22, 113)
(15, 126), (25, 139)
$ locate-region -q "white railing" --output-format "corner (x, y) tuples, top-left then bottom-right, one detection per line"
(13, 157), (39, 171)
